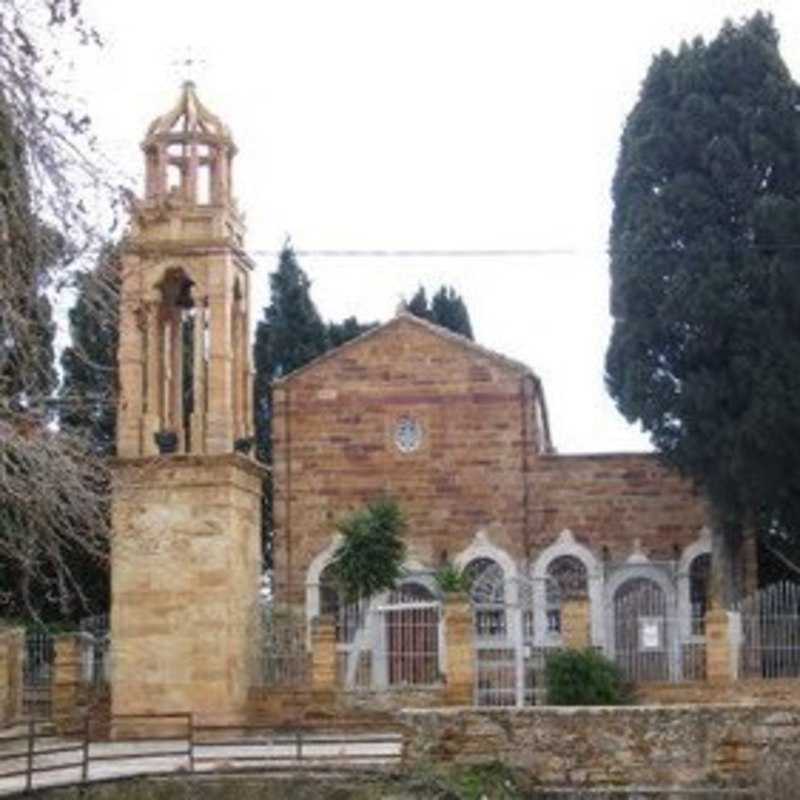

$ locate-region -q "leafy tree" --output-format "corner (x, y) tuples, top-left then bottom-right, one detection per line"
(253, 245), (372, 566)
(253, 245), (329, 466)
(327, 316), (375, 348)
(0, 2), (114, 622)
(329, 497), (407, 601)
(407, 284), (474, 339)
(0, 98), (58, 410)
(606, 12), (800, 606)
(59, 244), (120, 456)
(431, 286), (473, 339)
(407, 286), (430, 320)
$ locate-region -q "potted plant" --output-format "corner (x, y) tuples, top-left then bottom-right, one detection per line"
(234, 436), (255, 455)
(154, 430), (178, 454)
(435, 562), (470, 596)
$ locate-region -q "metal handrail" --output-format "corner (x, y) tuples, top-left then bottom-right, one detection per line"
(0, 712), (404, 796)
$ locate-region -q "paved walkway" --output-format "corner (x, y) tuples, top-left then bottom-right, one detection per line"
(0, 731), (403, 796)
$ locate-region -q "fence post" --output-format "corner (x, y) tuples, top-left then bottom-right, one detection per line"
(561, 599), (591, 650)
(705, 607), (735, 683)
(25, 718), (34, 793)
(311, 614), (337, 704)
(82, 713), (90, 783)
(188, 713), (195, 773)
(0, 627), (24, 724)
(444, 595), (474, 706)
(53, 633), (90, 733)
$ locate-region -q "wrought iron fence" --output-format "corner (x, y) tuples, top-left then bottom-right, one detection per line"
(739, 581), (800, 679)
(80, 615), (111, 688)
(256, 603), (310, 688)
(22, 631), (54, 719)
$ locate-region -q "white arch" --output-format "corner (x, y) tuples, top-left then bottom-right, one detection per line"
(305, 534), (343, 627)
(604, 558), (679, 676)
(677, 527), (712, 640)
(454, 529), (517, 578)
(531, 529), (603, 648)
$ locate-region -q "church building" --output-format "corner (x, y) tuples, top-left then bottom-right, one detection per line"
(271, 310), (718, 687)
(109, 82), (738, 718)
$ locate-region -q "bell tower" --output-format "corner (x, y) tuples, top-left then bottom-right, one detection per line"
(111, 84), (263, 726)
(117, 80), (253, 457)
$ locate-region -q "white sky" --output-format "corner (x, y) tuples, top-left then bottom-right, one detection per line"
(63, 0), (800, 453)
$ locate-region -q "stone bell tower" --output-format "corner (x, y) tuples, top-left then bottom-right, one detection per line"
(111, 83), (263, 724)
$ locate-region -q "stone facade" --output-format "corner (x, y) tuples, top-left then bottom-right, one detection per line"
(110, 84), (263, 725)
(401, 705), (800, 791)
(111, 455), (263, 723)
(272, 313), (710, 607)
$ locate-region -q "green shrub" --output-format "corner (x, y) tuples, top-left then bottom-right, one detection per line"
(544, 648), (629, 705)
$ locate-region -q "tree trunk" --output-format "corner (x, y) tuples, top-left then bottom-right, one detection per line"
(710, 508), (745, 610)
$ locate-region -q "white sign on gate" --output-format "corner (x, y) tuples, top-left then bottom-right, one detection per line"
(639, 617), (662, 650)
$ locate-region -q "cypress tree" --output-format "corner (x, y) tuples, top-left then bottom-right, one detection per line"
(59, 244), (120, 456)
(606, 12), (800, 605)
(407, 284), (474, 339)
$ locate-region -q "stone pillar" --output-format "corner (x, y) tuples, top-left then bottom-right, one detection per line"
(444, 596), (474, 706)
(311, 615), (337, 704)
(561, 599), (591, 650)
(206, 278), (234, 454)
(111, 454), (264, 726)
(0, 628), (24, 724)
(190, 306), (207, 454)
(116, 295), (145, 458)
(53, 634), (88, 732)
(705, 608), (736, 683)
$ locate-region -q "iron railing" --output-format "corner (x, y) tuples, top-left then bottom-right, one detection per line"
(0, 714), (403, 796)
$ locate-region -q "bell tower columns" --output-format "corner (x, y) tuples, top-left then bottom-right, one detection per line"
(111, 83), (263, 725)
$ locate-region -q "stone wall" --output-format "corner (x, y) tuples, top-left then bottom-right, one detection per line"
(401, 705), (800, 791)
(272, 314), (710, 602)
(530, 453), (708, 561)
(272, 315), (541, 600)
(0, 627), (23, 724)
(111, 454), (263, 725)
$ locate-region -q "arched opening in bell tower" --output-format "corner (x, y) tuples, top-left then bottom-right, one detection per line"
(151, 267), (208, 453)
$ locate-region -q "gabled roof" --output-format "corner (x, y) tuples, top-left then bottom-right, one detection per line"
(273, 310), (538, 385)
(274, 311), (554, 452)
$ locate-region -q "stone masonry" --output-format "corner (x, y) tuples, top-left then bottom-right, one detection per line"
(110, 84), (263, 725)
(271, 313), (710, 601)
(401, 705), (800, 791)
(111, 455), (262, 723)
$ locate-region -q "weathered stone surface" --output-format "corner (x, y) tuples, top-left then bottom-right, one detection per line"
(271, 313), (709, 601)
(400, 704), (800, 790)
(111, 455), (263, 725)
(0, 627), (23, 724)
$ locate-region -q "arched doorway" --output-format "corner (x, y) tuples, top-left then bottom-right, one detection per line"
(613, 578), (670, 681)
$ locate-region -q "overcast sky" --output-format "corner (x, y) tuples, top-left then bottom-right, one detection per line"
(64, 1), (800, 453)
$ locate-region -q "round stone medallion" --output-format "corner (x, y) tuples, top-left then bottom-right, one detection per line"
(394, 416), (423, 453)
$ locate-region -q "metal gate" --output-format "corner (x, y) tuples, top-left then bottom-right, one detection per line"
(470, 566), (549, 706)
(340, 584), (442, 690)
(607, 574), (705, 683)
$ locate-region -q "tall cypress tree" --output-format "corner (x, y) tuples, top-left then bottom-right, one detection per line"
(59, 244), (120, 456)
(606, 12), (800, 605)
(407, 284), (474, 339)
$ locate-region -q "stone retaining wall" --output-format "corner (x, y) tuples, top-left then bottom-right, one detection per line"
(0, 627), (24, 724)
(400, 705), (800, 792)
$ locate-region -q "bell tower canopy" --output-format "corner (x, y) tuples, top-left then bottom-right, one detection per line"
(142, 81), (236, 207)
